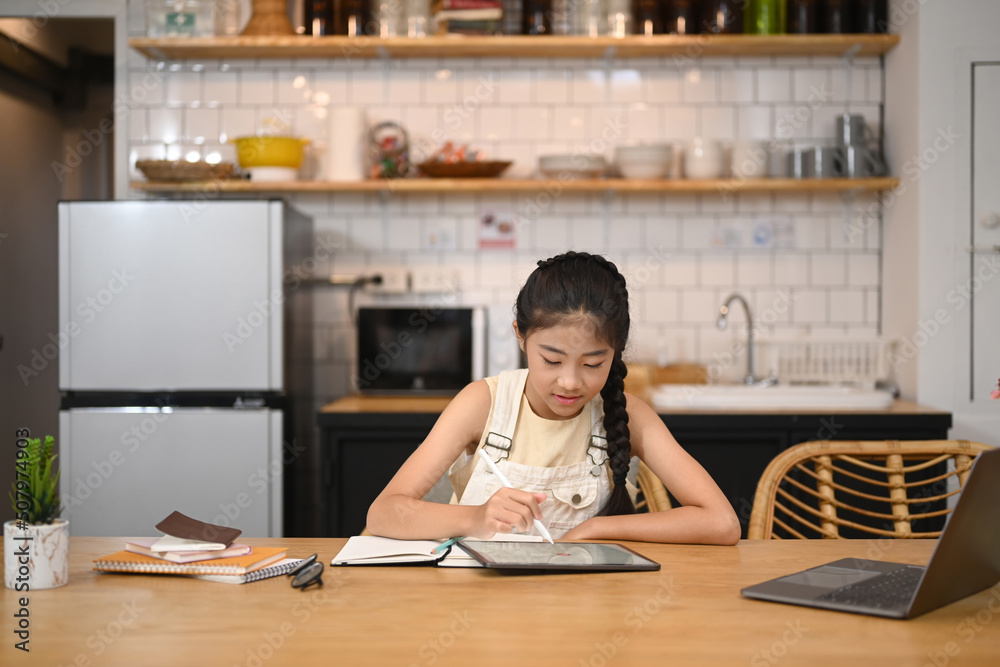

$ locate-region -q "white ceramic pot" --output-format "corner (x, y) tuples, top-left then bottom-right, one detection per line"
(683, 138), (724, 179)
(730, 140), (770, 178)
(4, 519), (70, 590)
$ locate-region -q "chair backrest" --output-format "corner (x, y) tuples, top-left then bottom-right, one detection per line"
(636, 460), (672, 513)
(748, 440), (994, 540)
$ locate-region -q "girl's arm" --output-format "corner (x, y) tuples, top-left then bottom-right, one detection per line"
(563, 393), (742, 545)
(366, 380), (545, 540)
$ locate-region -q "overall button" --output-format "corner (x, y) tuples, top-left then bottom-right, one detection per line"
(591, 465), (602, 477)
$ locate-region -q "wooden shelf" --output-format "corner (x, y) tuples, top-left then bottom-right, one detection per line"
(129, 34), (899, 61)
(130, 177), (900, 194)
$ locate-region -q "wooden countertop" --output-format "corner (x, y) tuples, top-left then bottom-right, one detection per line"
(5, 537), (999, 666)
(321, 394), (950, 416)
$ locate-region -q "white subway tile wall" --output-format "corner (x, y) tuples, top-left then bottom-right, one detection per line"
(126, 45), (885, 406)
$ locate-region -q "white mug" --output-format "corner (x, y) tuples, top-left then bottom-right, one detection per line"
(730, 140), (770, 179)
(683, 138), (724, 179)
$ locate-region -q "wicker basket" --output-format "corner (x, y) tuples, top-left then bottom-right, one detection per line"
(136, 160), (236, 182)
(757, 338), (898, 388)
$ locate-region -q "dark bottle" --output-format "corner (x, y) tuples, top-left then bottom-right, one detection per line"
(786, 0), (817, 33)
(305, 0), (335, 35)
(819, 0), (852, 34)
(702, 0), (744, 35)
(523, 0), (552, 35)
(663, 0), (701, 35)
(853, 0), (888, 34)
(338, 0), (367, 36)
(634, 0), (664, 35)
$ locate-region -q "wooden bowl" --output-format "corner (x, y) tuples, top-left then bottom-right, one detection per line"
(418, 160), (512, 178)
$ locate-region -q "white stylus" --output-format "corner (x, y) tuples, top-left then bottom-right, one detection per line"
(478, 448), (555, 544)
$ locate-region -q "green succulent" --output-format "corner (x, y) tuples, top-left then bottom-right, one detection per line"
(10, 435), (62, 525)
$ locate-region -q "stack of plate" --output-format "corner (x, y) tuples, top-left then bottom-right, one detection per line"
(538, 154), (607, 179)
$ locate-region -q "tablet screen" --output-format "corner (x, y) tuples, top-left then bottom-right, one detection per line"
(457, 541), (660, 572)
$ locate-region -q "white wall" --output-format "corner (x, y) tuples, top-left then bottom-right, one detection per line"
(885, 0), (1000, 446)
(118, 25), (891, 410)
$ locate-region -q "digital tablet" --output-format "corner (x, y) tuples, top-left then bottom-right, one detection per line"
(456, 541), (660, 572)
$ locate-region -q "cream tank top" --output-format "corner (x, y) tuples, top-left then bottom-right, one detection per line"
(447, 369), (613, 538)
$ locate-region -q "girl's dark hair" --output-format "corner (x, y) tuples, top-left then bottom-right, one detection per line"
(515, 251), (635, 516)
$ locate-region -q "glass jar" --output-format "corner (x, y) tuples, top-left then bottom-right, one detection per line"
(575, 0), (606, 36)
(606, 0), (632, 37)
(523, 0), (553, 35)
(663, 0), (699, 35)
(702, 0), (744, 35)
(374, 0), (405, 36)
(406, 0), (431, 37)
(786, 0), (817, 33)
(745, 0), (786, 35)
(213, 0), (242, 35)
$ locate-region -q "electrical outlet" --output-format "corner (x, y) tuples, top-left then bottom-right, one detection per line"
(370, 268), (409, 294)
(411, 268), (460, 294)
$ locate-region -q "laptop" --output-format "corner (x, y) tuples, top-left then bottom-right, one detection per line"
(741, 446), (1000, 619)
(457, 541), (660, 572)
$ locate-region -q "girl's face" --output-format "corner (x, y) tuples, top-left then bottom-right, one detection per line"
(515, 319), (614, 421)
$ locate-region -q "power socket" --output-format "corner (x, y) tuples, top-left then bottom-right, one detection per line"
(411, 268), (459, 294)
(370, 268), (410, 294)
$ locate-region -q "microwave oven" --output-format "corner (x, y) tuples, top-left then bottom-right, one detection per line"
(355, 306), (487, 395)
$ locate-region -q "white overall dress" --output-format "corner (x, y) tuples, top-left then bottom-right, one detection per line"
(448, 368), (615, 539)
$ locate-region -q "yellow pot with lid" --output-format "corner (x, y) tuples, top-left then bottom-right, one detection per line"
(230, 136), (310, 169)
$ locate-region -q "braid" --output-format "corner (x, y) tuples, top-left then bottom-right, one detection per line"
(598, 352), (635, 516)
(517, 250), (635, 515)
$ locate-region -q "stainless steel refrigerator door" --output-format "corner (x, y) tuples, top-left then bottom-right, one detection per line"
(58, 201), (283, 391)
(59, 408), (284, 537)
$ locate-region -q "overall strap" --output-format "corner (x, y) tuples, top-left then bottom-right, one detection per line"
(588, 398), (608, 466)
(484, 368), (529, 460)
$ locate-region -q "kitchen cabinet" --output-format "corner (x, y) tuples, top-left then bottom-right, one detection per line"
(317, 396), (951, 537)
(127, 34), (899, 196)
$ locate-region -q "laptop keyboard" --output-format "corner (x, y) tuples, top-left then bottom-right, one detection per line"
(817, 566), (924, 610)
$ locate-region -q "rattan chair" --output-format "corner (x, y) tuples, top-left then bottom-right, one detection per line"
(635, 460), (672, 513)
(748, 440), (994, 540)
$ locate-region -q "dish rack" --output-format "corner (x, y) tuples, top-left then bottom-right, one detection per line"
(756, 338), (898, 388)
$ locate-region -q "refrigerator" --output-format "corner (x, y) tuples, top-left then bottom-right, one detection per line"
(58, 200), (314, 538)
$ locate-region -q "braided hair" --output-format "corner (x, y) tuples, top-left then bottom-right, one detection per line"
(514, 251), (635, 516)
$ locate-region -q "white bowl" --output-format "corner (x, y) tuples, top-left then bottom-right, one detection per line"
(616, 143), (673, 162)
(538, 154), (607, 178)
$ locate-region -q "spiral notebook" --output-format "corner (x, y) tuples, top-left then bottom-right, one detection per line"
(94, 546), (288, 576)
(195, 558), (301, 584)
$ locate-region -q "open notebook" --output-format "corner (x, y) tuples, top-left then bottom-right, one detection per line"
(331, 534), (542, 568)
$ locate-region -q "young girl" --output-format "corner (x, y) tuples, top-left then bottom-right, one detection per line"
(367, 251), (741, 545)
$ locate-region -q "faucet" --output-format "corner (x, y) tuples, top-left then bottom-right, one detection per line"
(717, 292), (765, 386)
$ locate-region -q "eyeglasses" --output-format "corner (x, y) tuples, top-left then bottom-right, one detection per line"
(288, 554), (323, 589)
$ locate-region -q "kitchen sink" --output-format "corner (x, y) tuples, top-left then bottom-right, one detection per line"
(650, 384), (895, 410)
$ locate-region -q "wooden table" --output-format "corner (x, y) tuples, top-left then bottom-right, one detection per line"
(3, 538), (998, 666)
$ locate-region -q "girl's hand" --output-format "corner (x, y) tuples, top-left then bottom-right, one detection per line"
(469, 489), (547, 539)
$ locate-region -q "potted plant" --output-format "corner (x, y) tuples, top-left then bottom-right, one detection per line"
(5, 434), (69, 590)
